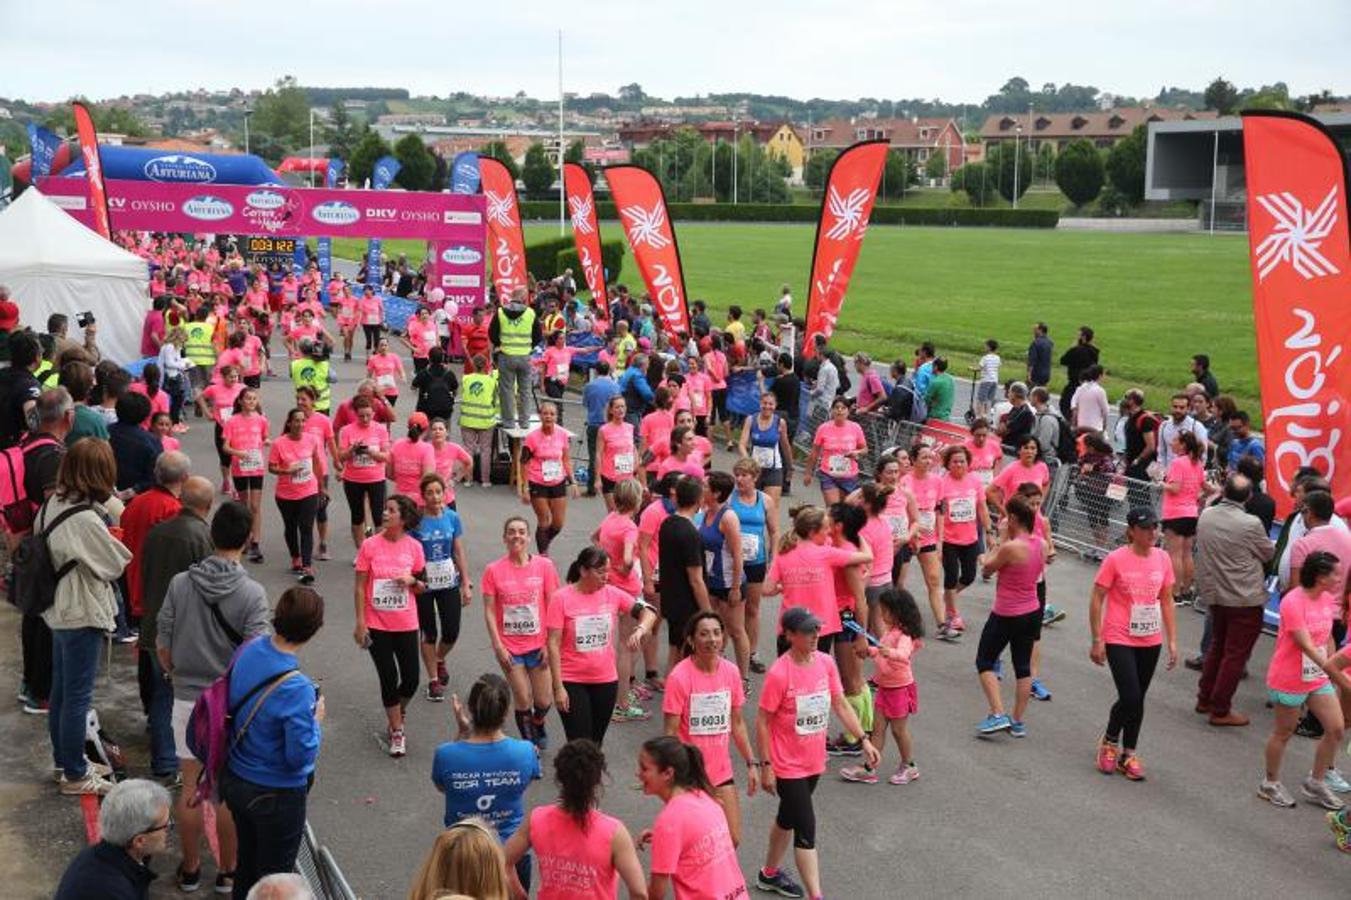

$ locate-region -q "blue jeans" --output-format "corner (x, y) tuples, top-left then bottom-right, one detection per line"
(220, 770), (308, 899)
(50, 628), (103, 779)
(143, 650), (178, 776)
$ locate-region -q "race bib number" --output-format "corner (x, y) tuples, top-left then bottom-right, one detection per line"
(365, 312), (380, 325)
(948, 496), (976, 523)
(1128, 602), (1161, 638)
(976, 469), (994, 487)
(1106, 481), (1129, 502)
(918, 510), (936, 533)
(218, 408), (233, 424)
(574, 613), (611, 652)
(1303, 654), (1325, 683)
(426, 557), (458, 591)
(752, 445), (778, 469)
(541, 460), (564, 483)
(371, 578), (407, 612)
(354, 448), (375, 468)
(376, 374), (396, 390)
(553, 363), (568, 380)
(689, 690), (732, 736)
(741, 532), (761, 561)
(614, 453), (635, 475)
(827, 454), (850, 476)
(291, 458), (313, 484)
(794, 691), (830, 736)
(239, 448), (264, 473)
(691, 392), (706, 413)
(885, 514), (908, 540)
(503, 603), (539, 636)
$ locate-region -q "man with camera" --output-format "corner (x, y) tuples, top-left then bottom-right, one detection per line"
(47, 312), (101, 368)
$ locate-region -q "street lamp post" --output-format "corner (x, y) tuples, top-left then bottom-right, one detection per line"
(243, 106), (253, 156)
(1012, 123), (1022, 209)
(309, 109), (315, 187)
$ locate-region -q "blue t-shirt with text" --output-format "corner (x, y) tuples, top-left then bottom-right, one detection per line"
(430, 738), (540, 836)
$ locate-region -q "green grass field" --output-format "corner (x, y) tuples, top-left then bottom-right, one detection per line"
(332, 224), (1258, 412)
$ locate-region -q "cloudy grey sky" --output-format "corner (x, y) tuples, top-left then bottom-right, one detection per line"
(2, 0), (1346, 104)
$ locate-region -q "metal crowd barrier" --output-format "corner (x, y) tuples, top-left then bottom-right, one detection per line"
(296, 821), (358, 900)
(1044, 463), (1166, 560)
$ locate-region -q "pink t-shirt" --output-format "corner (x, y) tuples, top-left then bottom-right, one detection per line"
(389, 438), (435, 502)
(872, 628), (918, 689)
(540, 346), (576, 383)
(812, 420), (867, 479)
(367, 354), (403, 397)
(431, 441), (472, 503)
(222, 412), (269, 477)
(1161, 456), (1206, 520)
(530, 806), (621, 900)
(482, 554), (559, 655)
(407, 320), (438, 358)
(127, 382), (170, 428)
(992, 460), (1050, 499)
(339, 421), (390, 483)
(684, 372), (712, 417)
(655, 453), (705, 480)
(202, 382), (244, 427)
(160, 435), (180, 452)
(268, 433), (321, 500)
(767, 541), (860, 636)
(663, 656), (746, 787)
(242, 335), (264, 377)
(640, 410), (675, 462)
(545, 584), (636, 684)
(360, 295), (383, 325)
(1268, 587), (1337, 693)
(524, 426), (571, 486)
(758, 650), (844, 778)
(860, 515), (894, 586)
(597, 512), (642, 595)
(941, 472), (985, 546)
(598, 422), (637, 482)
(705, 351), (728, 389)
(649, 790), (746, 900)
(1290, 526), (1351, 604)
(337, 296), (359, 325)
(902, 471), (942, 545)
(639, 499), (671, 574)
(1094, 546), (1174, 647)
(355, 533), (426, 632)
(302, 413), (334, 477)
(965, 439), (1003, 487)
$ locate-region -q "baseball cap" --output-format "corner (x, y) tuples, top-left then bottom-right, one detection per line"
(637, 337), (652, 351)
(407, 411), (430, 431)
(781, 606), (822, 634)
(1126, 507), (1159, 529)
(0, 299), (19, 331)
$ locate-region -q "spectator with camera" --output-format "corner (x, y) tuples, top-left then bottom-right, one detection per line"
(47, 312), (101, 368)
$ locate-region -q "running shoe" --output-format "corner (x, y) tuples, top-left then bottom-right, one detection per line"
(840, 765), (878, 784)
(214, 872), (234, 895)
(53, 759), (113, 783)
(316, 544), (331, 562)
(643, 676), (665, 693)
(176, 865), (202, 893)
(630, 681), (654, 702)
(426, 681), (445, 702)
(1302, 775), (1346, 811)
(1116, 754), (1146, 781)
(1335, 826), (1351, 855)
(388, 728), (407, 758)
(977, 713), (1012, 735)
(755, 867), (805, 899)
(1096, 740), (1119, 775)
(749, 654), (767, 674)
(298, 567), (315, 585)
(889, 764), (920, 785)
(1009, 720), (1027, 738)
(22, 697), (49, 715)
(1327, 768), (1351, 794)
(437, 660), (449, 687)
(1030, 679), (1052, 702)
(1258, 780), (1296, 808)
(742, 677), (753, 697)
(16, 682), (32, 704)
(289, 557), (303, 574)
(59, 770), (115, 796)
(611, 703), (651, 723)
(949, 615), (967, 633)
(1042, 605), (1067, 626)
(936, 622), (961, 643)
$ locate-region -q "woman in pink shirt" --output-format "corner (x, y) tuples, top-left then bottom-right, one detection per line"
(593, 396), (637, 511)
(366, 337), (406, 408)
(358, 286), (384, 357)
(591, 479), (650, 721)
(852, 353), (887, 413)
(335, 287), (359, 361)
(538, 330), (578, 404)
(268, 407), (326, 582)
(704, 338), (731, 448)
(804, 397), (867, 504)
(427, 418), (472, 508)
(684, 356), (713, 433)
(662, 611), (758, 846)
(986, 436), (1050, 520)
(937, 445), (990, 640)
(482, 516), (560, 748)
(400, 307), (440, 373)
(387, 412), (436, 506)
(638, 735), (750, 900)
(964, 417), (1004, 489)
(1260, 551), (1350, 810)
(221, 387), (270, 561)
(753, 607), (878, 900)
(1089, 507), (1178, 781)
(202, 366), (245, 494)
(520, 402), (577, 556)
(502, 740), (647, 900)
(655, 427), (705, 480)
(126, 363), (170, 429)
(1161, 431), (1215, 603)
(674, 409), (713, 463)
(546, 546), (657, 746)
(296, 386), (338, 561)
(354, 494), (427, 758)
(763, 506), (872, 655)
(338, 395), (392, 550)
(639, 388), (677, 478)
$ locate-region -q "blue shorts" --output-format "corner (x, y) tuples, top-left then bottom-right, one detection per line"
(1268, 683), (1335, 707)
(817, 472), (860, 495)
(510, 648), (546, 670)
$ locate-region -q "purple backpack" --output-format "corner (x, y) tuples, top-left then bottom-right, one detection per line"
(185, 638), (298, 807)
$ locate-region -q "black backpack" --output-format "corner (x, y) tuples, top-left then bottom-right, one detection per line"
(418, 369), (456, 415)
(11, 500), (93, 616)
(1039, 410), (1077, 464)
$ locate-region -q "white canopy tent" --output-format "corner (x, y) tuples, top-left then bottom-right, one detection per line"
(0, 188), (149, 365)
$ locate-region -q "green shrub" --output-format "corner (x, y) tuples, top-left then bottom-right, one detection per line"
(523, 236), (573, 279)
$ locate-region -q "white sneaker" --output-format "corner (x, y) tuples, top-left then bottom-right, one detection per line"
(1302, 774), (1346, 811)
(59, 770), (115, 796)
(388, 728), (407, 758)
(1258, 779), (1296, 808)
(52, 759), (112, 783)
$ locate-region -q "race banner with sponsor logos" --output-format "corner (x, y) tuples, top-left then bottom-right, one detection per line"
(71, 102), (112, 239)
(604, 164), (691, 338)
(450, 151), (480, 194)
(563, 162), (608, 307)
(801, 140), (888, 360)
(1241, 112), (1351, 514)
(477, 156), (528, 300)
(26, 124), (63, 180)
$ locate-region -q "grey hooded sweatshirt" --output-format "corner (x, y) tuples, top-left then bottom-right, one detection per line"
(157, 555), (271, 702)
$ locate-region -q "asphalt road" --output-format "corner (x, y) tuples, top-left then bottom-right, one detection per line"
(0, 349), (1343, 900)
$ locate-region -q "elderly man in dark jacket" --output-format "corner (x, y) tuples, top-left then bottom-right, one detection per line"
(54, 779), (171, 900)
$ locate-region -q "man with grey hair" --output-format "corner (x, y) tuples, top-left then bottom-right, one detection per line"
(997, 381), (1035, 452)
(490, 285), (542, 432)
(54, 778), (171, 899)
(247, 873), (316, 900)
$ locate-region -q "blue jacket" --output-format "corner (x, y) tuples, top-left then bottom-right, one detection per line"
(617, 366), (654, 408)
(227, 637), (321, 789)
(582, 376), (621, 426)
(54, 841), (154, 900)
(108, 421), (163, 493)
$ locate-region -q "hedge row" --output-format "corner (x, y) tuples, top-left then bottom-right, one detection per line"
(518, 200), (1058, 229)
(555, 240), (625, 286)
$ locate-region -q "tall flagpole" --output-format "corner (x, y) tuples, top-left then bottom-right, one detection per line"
(558, 28), (565, 236)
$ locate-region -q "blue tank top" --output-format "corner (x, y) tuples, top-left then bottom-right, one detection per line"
(748, 413), (782, 470)
(729, 490), (768, 565)
(698, 505), (737, 591)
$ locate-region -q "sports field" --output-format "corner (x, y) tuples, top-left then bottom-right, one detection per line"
(333, 223), (1258, 412)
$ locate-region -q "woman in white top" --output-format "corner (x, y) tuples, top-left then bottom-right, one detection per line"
(157, 327), (192, 432)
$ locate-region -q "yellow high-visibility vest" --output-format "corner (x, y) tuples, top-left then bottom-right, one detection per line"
(290, 357), (331, 412)
(183, 322), (216, 367)
(497, 308), (536, 357)
(458, 372), (500, 429)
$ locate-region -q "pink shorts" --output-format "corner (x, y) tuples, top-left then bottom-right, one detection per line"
(875, 682), (919, 720)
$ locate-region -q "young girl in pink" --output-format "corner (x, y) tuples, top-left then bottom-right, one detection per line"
(387, 412), (436, 506)
(366, 337), (405, 408)
(221, 386), (270, 561)
(841, 588), (923, 786)
(902, 444), (945, 633)
(151, 413), (179, 452)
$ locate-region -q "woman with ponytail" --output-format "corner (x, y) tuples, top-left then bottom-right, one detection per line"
(826, 500), (874, 757)
(387, 411), (436, 507)
(763, 506), (872, 656)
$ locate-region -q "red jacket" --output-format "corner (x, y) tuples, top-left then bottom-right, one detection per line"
(120, 486), (181, 616)
(332, 395), (395, 434)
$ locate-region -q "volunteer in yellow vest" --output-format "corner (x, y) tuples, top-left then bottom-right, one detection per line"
(458, 354), (500, 488)
(183, 309), (218, 418)
(290, 340), (332, 413)
(488, 287), (541, 432)
(613, 319), (638, 374)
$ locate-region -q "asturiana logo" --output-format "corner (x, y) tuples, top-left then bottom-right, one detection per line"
(441, 245), (483, 266)
(143, 154), (217, 183)
(310, 201), (361, 227)
(245, 189), (287, 211)
(182, 195), (234, 222)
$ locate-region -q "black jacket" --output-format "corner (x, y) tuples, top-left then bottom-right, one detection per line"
(54, 841), (155, 900)
(108, 421), (164, 493)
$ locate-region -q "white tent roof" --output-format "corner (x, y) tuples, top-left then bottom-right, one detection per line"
(0, 188), (149, 364)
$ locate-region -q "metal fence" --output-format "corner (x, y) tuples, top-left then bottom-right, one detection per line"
(296, 821), (358, 900)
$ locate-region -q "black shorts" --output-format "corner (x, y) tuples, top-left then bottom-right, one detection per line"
(942, 541), (981, 590)
(600, 475), (620, 495)
(743, 562), (767, 585)
(756, 467), (785, 489)
(243, 374), (261, 390)
(214, 423), (231, 468)
(416, 587), (463, 645)
(711, 388), (729, 422)
(232, 475), (264, 492)
(1162, 517), (1197, 538)
(664, 603), (694, 648)
(528, 481), (568, 500)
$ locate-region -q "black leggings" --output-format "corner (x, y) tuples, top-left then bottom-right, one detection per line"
(343, 480), (387, 528)
(1105, 643), (1161, 751)
(276, 494), (319, 566)
(367, 628), (420, 709)
(362, 324), (382, 352)
(417, 588), (462, 645)
(560, 681), (619, 746)
(774, 774), (820, 850)
(942, 541), (980, 590)
(165, 375), (186, 424)
(975, 610), (1041, 678)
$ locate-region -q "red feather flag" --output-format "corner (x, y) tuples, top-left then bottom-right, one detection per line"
(478, 156), (529, 299)
(71, 102), (112, 239)
(605, 165), (692, 338)
(563, 162), (608, 307)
